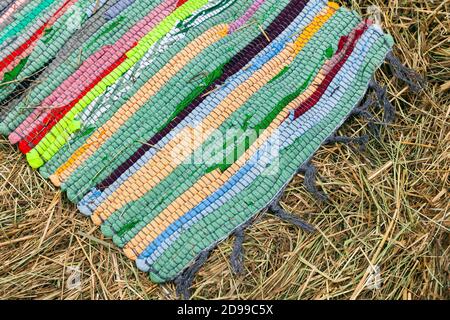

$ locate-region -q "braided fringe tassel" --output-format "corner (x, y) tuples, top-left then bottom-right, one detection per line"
(269, 203), (316, 233)
(230, 219), (255, 276)
(174, 249), (212, 299)
(385, 51), (426, 93)
(298, 161), (328, 202)
(350, 95), (380, 136)
(325, 134), (369, 151)
(331, 52), (425, 147)
(368, 51), (426, 124)
(369, 79), (396, 123)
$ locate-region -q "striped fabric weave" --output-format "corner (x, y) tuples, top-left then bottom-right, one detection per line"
(2, 0), (412, 292)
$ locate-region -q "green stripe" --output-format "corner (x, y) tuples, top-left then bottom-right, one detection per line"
(60, 0), (269, 200)
(0, 0), (58, 45)
(158, 58), (230, 132)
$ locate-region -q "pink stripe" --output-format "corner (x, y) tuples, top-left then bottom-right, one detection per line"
(0, 43), (34, 81)
(0, 0), (78, 81)
(0, 0), (28, 26)
(10, 0), (178, 143)
(228, 0), (265, 34)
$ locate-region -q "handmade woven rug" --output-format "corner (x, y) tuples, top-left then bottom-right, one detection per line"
(0, 0), (423, 297)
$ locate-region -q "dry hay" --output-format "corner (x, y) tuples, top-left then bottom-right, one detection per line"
(0, 0), (448, 300)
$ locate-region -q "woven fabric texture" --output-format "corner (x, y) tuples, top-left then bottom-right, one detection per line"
(0, 0), (398, 285)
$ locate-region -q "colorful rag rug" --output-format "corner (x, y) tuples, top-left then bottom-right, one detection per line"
(0, 0), (422, 296)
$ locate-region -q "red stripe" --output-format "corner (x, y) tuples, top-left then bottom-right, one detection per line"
(18, 53), (128, 154)
(293, 24), (369, 120)
(52, 0), (74, 18)
(0, 0), (74, 73)
(0, 24), (47, 73)
(176, 0), (189, 8)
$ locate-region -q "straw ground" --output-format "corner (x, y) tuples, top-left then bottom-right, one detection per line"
(0, 0), (448, 299)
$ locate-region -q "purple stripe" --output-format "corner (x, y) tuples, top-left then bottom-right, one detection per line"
(97, 0), (308, 191)
(105, 0), (136, 20)
(228, 0), (265, 33)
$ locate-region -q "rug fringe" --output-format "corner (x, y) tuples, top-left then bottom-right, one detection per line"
(230, 222), (251, 276)
(174, 249), (212, 299)
(369, 78), (396, 123)
(298, 161), (328, 202)
(385, 51), (426, 93)
(350, 95), (380, 136)
(325, 134), (369, 152)
(269, 202), (316, 233)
